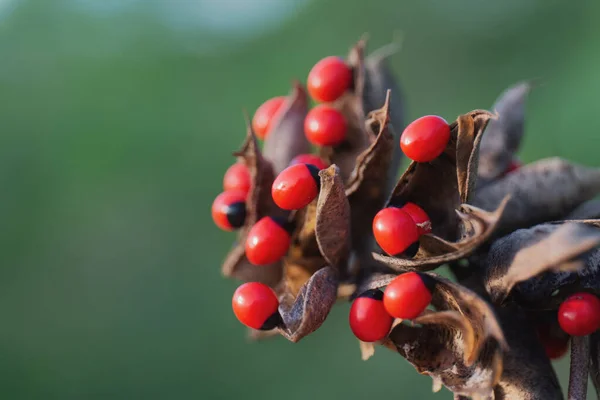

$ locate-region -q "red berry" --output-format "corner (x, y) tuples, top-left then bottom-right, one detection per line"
(307, 56), (353, 103)
(232, 282), (280, 330)
(349, 289), (394, 342)
(252, 96), (286, 139)
(223, 162), (251, 195)
(290, 154), (329, 170)
(272, 164), (320, 210)
(536, 325), (570, 360)
(504, 159), (522, 175)
(373, 207), (420, 256)
(400, 115), (451, 162)
(558, 292), (600, 336)
(304, 105), (347, 146)
(245, 217), (291, 265)
(401, 202), (432, 235)
(211, 190), (246, 231)
(383, 272), (433, 319)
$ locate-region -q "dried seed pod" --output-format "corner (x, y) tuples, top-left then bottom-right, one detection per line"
(478, 81), (533, 185)
(372, 110), (504, 271)
(345, 92), (396, 257)
(373, 201), (508, 271)
(374, 273), (508, 399)
(362, 40), (405, 191)
(221, 124), (283, 287)
(484, 222), (600, 307)
(474, 158), (600, 237)
(262, 82), (311, 175)
(386, 110), (494, 240)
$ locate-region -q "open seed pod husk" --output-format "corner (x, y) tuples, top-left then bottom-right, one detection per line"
(362, 273), (508, 399)
(373, 110), (509, 271)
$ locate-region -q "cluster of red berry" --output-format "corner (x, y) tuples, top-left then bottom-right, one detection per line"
(212, 54), (522, 341)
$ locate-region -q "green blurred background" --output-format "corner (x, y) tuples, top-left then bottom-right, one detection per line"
(1, 0), (599, 398)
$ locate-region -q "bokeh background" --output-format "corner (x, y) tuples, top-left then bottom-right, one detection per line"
(1, 0), (599, 398)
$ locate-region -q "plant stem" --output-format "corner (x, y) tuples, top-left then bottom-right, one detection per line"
(568, 335), (590, 400)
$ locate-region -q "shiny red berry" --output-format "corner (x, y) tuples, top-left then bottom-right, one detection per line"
(223, 162), (251, 195)
(307, 56), (353, 103)
(211, 190), (247, 231)
(383, 272), (433, 319)
(401, 202), (432, 235)
(252, 96), (285, 139)
(536, 325), (570, 360)
(272, 164), (320, 210)
(245, 217), (291, 265)
(232, 282), (281, 330)
(373, 207), (420, 256)
(290, 154), (329, 170)
(304, 105), (347, 146)
(558, 292), (600, 336)
(400, 115), (451, 162)
(349, 289), (394, 342)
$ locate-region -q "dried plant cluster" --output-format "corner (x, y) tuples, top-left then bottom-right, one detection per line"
(215, 38), (600, 400)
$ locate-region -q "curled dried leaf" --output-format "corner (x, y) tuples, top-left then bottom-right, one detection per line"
(277, 266), (339, 343)
(484, 222), (600, 307)
(221, 125), (283, 286)
(386, 110), (495, 240)
(373, 199), (508, 272)
(316, 165), (351, 269)
(478, 82), (533, 184)
(473, 157), (600, 237)
(345, 93), (395, 256)
(262, 82), (311, 174)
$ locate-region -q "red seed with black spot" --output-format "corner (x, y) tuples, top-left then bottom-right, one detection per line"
(383, 272), (434, 320)
(401, 202), (432, 235)
(223, 162), (251, 195)
(272, 164), (320, 210)
(211, 190), (247, 231)
(232, 282), (281, 330)
(349, 289), (393, 342)
(245, 217), (291, 266)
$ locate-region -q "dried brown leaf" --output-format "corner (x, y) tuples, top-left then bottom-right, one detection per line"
(221, 125), (283, 286)
(478, 82), (533, 183)
(373, 199), (508, 272)
(262, 82), (311, 174)
(316, 165), (351, 269)
(277, 266), (338, 343)
(386, 110), (495, 240)
(484, 222), (600, 307)
(473, 157), (600, 237)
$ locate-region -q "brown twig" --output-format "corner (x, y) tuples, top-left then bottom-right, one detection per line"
(568, 335), (590, 400)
